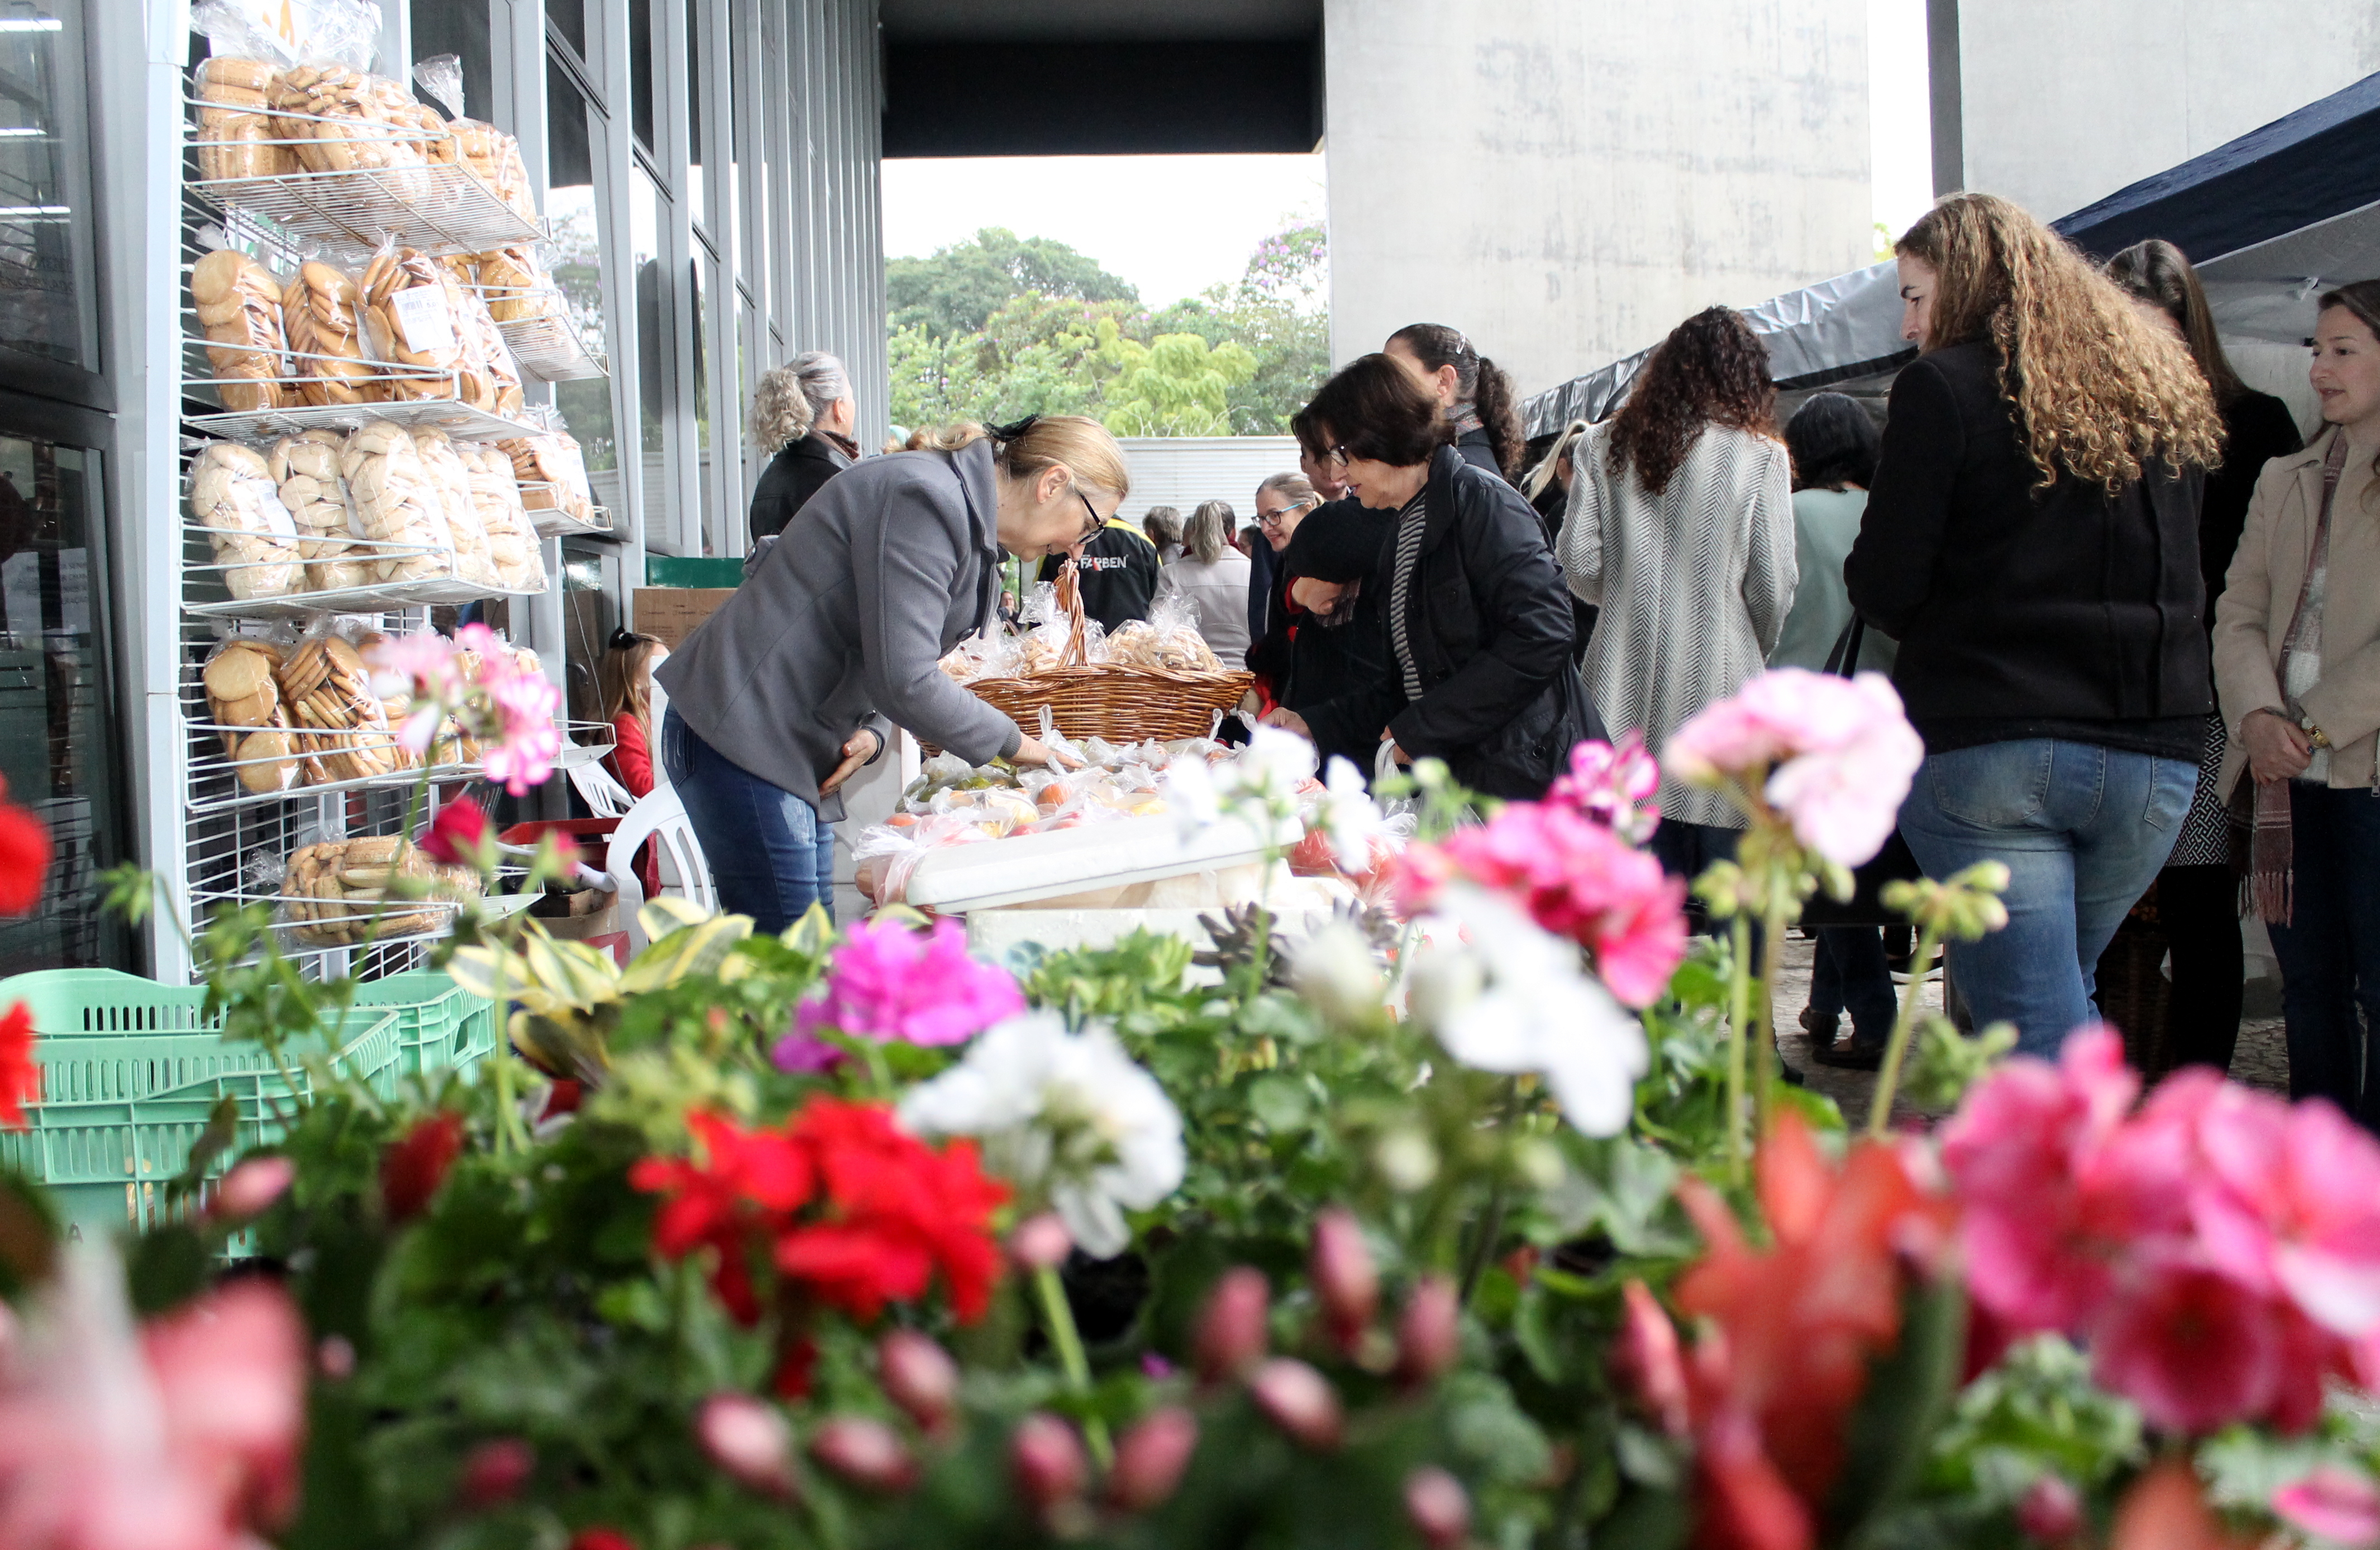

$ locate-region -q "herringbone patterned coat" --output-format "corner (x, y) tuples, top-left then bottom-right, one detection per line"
(1563, 422), (1796, 829)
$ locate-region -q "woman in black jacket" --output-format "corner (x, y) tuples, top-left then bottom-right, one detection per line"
(1263, 355), (1597, 799)
(748, 352), (861, 543)
(2102, 239), (2305, 1073)
(1386, 323), (1525, 483)
(1845, 193), (2225, 1055)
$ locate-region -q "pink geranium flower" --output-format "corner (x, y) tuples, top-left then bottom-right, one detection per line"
(2273, 1466), (2380, 1548)
(2087, 1253), (2287, 1434)
(1548, 734), (1661, 845)
(795, 917), (1024, 1048)
(1398, 802), (1687, 1007)
(458, 624), (563, 796)
(1662, 669), (1924, 868)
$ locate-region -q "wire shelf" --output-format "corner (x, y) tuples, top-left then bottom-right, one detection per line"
(192, 884), (536, 958)
(476, 288), (608, 382)
(186, 96), (545, 256)
(183, 396), (541, 444)
(187, 726), (612, 817)
(182, 524), (549, 619)
(520, 488), (612, 539)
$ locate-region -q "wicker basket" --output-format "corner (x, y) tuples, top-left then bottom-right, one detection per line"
(945, 559), (1251, 746)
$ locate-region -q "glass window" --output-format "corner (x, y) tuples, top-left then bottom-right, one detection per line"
(546, 57), (616, 483)
(547, 0), (588, 62)
(0, 432), (122, 972)
(0, 2), (98, 380)
(628, 166), (669, 522)
(409, 0), (493, 120)
(629, 0), (656, 157)
(686, 1), (705, 233)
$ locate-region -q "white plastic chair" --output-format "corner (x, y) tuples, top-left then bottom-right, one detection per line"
(569, 757), (636, 819)
(605, 786), (716, 950)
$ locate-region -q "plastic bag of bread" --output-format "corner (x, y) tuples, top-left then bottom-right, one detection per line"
(266, 64), (433, 201)
(190, 248), (288, 413)
(265, 430), (372, 592)
(1106, 593), (1223, 674)
(338, 421), (458, 583)
(500, 430), (598, 530)
(277, 622), (404, 785)
(282, 259), (374, 407)
(454, 285), (524, 417)
(408, 429), (499, 589)
(189, 441), (302, 600)
(475, 246), (566, 327)
(192, 56), (295, 183)
(200, 631), (302, 794)
(455, 441), (546, 592)
(359, 242), (485, 403)
(279, 834), (480, 946)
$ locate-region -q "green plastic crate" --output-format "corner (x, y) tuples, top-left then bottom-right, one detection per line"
(0, 969), (408, 1243)
(645, 555), (744, 588)
(349, 969), (498, 1076)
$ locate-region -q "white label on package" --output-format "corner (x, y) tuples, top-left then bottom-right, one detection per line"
(390, 285), (457, 356)
(253, 486), (300, 539)
(550, 442), (590, 497)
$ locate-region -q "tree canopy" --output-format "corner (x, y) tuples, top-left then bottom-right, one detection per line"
(888, 222), (1329, 437)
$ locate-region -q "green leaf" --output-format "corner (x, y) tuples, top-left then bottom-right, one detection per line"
(618, 913), (753, 994)
(125, 1224), (212, 1314)
(1246, 1072), (1310, 1133)
(1594, 1484), (1692, 1550)
(1831, 1274), (1969, 1545)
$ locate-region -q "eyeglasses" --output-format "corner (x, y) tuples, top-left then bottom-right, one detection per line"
(1320, 446), (1352, 470)
(1075, 490), (1106, 546)
(1258, 498), (1316, 528)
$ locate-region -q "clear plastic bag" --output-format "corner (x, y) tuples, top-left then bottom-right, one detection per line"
(852, 814), (993, 906)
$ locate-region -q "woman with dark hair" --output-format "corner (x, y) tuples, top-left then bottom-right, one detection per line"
(1770, 393), (1884, 673)
(1385, 323), (1525, 483)
(2214, 279), (2380, 1121)
(1847, 193), (2223, 1055)
(1567, 306), (1797, 885)
(1248, 450), (1393, 776)
(1265, 355), (1595, 798)
(1773, 392), (1895, 1065)
(2104, 240), (2303, 1074)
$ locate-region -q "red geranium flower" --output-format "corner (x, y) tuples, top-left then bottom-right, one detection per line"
(0, 1000), (36, 1129)
(631, 1098), (1008, 1329)
(382, 1112), (466, 1223)
(0, 786), (51, 917)
(419, 798), (490, 867)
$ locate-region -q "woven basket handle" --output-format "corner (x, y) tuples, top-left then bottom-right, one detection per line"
(1053, 559), (1089, 667)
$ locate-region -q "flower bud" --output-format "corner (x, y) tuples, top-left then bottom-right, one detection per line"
(1106, 1407), (1199, 1513)
(2017, 1473), (2083, 1545)
(808, 1415), (918, 1493)
(1610, 1281), (1691, 1438)
(1009, 1413), (1088, 1510)
(214, 1156), (294, 1219)
(317, 1335), (356, 1380)
(876, 1329), (960, 1432)
(457, 1437), (535, 1508)
(1191, 1267), (1270, 1383)
(1373, 1129), (1439, 1193)
(1404, 1466), (1471, 1550)
(1248, 1358), (1342, 1451)
(1394, 1274), (1462, 1386)
(699, 1392), (795, 1498)
(1010, 1211), (1075, 1271)
(1310, 1209), (1379, 1353)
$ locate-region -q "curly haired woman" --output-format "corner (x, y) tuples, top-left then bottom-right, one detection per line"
(1847, 193), (2224, 1054)
(1565, 306), (1797, 888)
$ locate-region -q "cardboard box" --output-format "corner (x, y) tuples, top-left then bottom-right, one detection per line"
(633, 587), (736, 652)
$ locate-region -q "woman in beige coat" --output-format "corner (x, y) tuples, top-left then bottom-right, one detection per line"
(2212, 279), (2380, 1120)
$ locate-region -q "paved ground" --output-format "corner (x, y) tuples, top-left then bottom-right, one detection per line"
(1766, 933), (2290, 1128)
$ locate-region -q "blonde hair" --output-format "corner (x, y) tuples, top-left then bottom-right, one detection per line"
(1185, 500), (1234, 564)
(917, 416), (1131, 501)
(1896, 193), (2221, 491)
(1256, 471), (1317, 507)
(1524, 419), (1590, 501)
(749, 366), (816, 452)
(598, 632), (666, 746)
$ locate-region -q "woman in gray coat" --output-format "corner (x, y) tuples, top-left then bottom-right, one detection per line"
(656, 415), (1122, 929)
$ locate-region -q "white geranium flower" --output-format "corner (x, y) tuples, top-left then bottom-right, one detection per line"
(1290, 919), (1385, 1027)
(1406, 885), (1651, 1137)
(1166, 725), (1320, 844)
(897, 1011), (1185, 1258)
(1316, 755), (1388, 871)
(1161, 753), (1223, 842)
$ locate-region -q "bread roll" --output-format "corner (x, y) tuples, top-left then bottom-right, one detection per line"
(189, 442), (301, 599)
(455, 440), (546, 592)
(409, 429), (498, 588)
(339, 421), (457, 583)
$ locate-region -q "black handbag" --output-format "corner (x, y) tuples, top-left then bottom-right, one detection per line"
(1796, 613), (1925, 927)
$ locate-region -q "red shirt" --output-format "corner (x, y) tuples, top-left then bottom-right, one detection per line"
(607, 711), (655, 799)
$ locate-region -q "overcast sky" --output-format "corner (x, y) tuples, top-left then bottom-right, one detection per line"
(881, 0), (1933, 310)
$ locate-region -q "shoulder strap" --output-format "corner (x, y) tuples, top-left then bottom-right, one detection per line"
(1823, 613), (1867, 678)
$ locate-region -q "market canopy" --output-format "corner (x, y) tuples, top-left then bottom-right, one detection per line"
(1522, 66), (2380, 436)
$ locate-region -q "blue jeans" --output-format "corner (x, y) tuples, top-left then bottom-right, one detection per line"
(660, 707), (836, 933)
(2267, 783), (2380, 1123)
(1898, 739), (2193, 1057)
(1811, 928), (1897, 1043)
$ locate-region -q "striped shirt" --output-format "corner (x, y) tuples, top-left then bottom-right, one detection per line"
(1388, 491), (1429, 700)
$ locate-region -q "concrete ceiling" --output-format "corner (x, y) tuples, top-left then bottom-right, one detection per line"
(877, 0), (1322, 42)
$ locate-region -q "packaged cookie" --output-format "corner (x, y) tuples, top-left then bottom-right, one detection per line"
(266, 64), (432, 201)
(455, 440), (546, 593)
(339, 421), (457, 583)
(200, 636), (287, 759)
(359, 242), (478, 403)
(454, 284), (524, 417)
(277, 623), (403, 785)
(282, 259), (373, 408)
(408, 428), (498, 589)
(189, 441), (302, 600)
(193, 56), (294, 183)
(475, 246), (565, 327)
(190, 248), (288, 413)
(279, 834), (477, 945)
(265, 430), (371, 592)
(499, 430), (598, 530)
